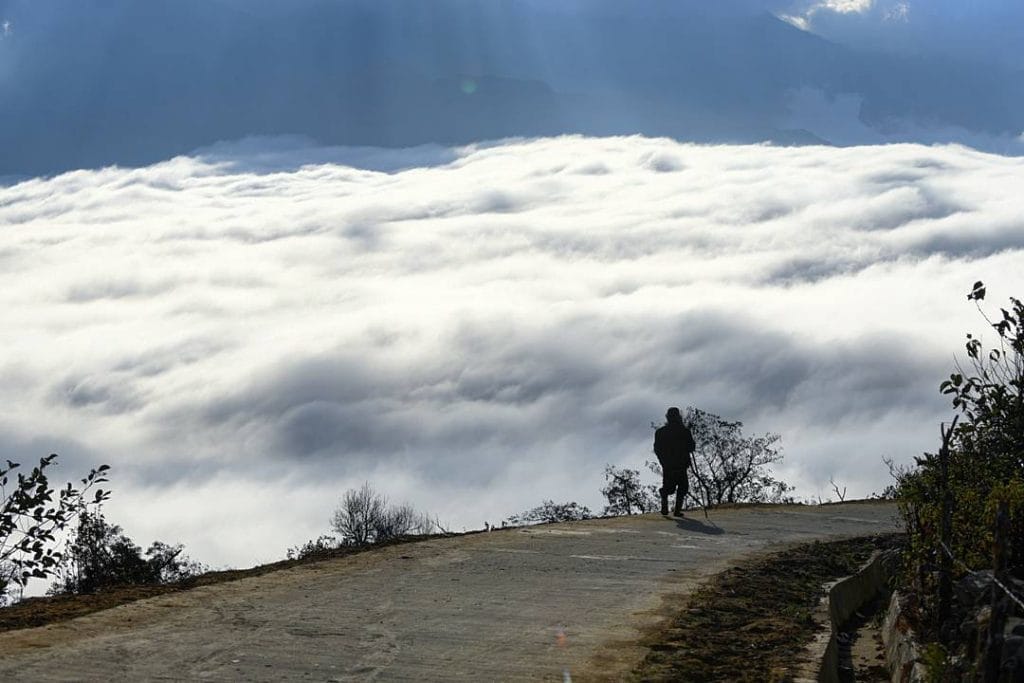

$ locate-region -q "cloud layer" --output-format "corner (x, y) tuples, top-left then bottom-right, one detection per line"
(1, 136), (1021, 569)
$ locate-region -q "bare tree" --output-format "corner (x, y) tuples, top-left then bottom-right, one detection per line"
(331, 483), (387, 546)
(330, 484), (439, 546)
(829, 477), (847, 502)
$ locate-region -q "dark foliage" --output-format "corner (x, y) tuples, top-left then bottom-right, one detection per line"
(893, 281), (1024, 670)
(1, 454), (109, 604)
(286, 535), (337, 561)
(505, 500), (592, 526)
(681, 407), (790, 508)
(601, 465), (659, 516)
(51, 511), (205, 595)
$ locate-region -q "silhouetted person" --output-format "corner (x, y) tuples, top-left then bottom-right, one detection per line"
(654, 407), (696, 516)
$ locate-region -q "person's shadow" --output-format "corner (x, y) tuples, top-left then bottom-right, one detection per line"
(673, 515), (724, 535)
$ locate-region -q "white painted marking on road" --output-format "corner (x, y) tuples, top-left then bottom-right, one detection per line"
(829, 516), (885, 524)
(671, 545), (701, 549)
(492, 548), (542, 554)
(656, 531), (725, 543)
(570, 554), (642, 561)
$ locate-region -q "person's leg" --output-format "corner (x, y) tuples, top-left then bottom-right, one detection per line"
(674, 471), (689, 516)
(660, 467), (681, 515)
(659, 470), (671, 515)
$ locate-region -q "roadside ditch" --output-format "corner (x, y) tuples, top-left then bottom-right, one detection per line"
(630, 533), (904, 682)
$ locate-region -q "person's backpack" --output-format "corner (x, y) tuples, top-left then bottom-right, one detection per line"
(680, 427), (695, 469)
(682, 426), (695, 456)
(654, 424), (695, 468)
(653, 427), (668, 461)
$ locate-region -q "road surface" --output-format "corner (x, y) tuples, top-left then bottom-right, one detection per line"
(0, 502), (900, 681)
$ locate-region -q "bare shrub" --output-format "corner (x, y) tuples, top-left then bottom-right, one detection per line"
(377, 504), (439, 540)
(330, 484), (438, 546)
(331, 483), (386, 546)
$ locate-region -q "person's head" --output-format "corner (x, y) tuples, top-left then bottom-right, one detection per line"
(666, 407), (682, 424)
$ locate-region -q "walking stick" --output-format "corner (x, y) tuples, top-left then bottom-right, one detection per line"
(688, 460), (710, 519)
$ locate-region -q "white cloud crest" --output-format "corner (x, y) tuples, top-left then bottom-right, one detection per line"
(780, 0), (878, 30)
(822, 0), (874, 13)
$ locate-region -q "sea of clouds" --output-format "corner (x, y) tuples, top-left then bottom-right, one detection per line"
(1, 135), (1022, 570)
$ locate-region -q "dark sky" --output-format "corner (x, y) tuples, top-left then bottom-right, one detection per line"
(1, 0), (1022, 178)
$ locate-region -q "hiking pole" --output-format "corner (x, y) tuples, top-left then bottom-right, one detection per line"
(688, 462), (709, 519)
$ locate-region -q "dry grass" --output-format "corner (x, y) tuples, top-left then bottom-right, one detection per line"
(632, 533), (904, 682)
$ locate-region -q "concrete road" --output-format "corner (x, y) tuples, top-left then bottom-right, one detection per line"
(0, 502), (900, 682)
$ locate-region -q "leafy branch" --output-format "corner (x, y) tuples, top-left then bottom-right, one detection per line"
(1, 454), (110, 593)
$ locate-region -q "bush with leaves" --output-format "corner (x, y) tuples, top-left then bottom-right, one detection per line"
(0, 561), (14, 606)
(145, 540), (207, 584)
(330, 483), (438, 547)
(1, 454), (109, 604)
(601, 464), (659, 516)
(894, 282), (1024, 645)
(51, 510), (206, 595)
(944, 281), (1024, 472)
(286, 534), (338, 561)
(505, 500), (593, 526)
